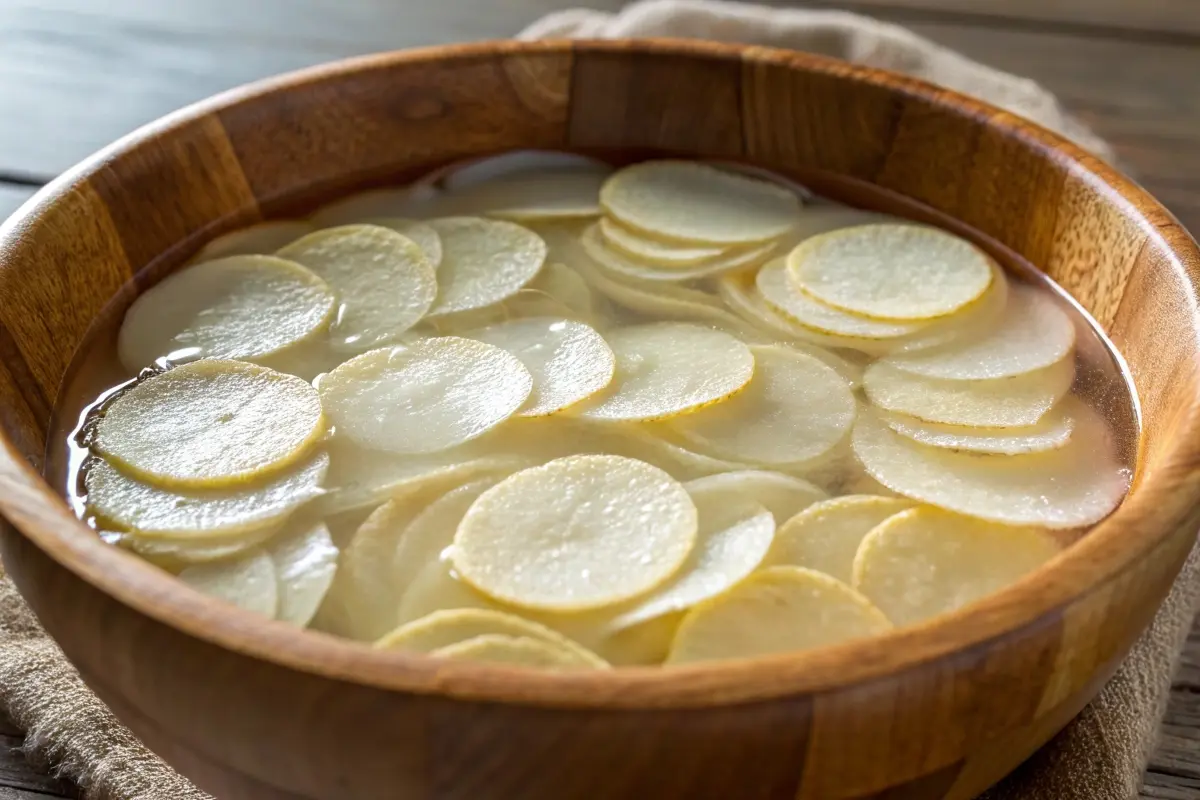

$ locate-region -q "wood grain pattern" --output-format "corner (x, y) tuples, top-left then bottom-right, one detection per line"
(1, 38), (1199, 800)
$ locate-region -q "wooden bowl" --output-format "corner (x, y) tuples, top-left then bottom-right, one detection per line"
(0, 39), (1197, 800)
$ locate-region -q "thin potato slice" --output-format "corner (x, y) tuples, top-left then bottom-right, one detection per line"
(395, 558), (497, 628)
(431, 634), (607, 669)
(118, 255), (336, 371)
(441, 152), (609, 191)
(863, 358), (1075, 428)
(178, 550), (279, 617)
(96, 360), (325, 489)
(252, 338), (351, 382)
(767, 495), (914, 583)
(670, 346), (855, 466)
(780, 207), (898, 250)
(850, 407), (1129, 528)
(880, 401), (1075, 455)
(884, 284), (1075, 379)
(853, 507), (1060, 626)
(426, 217), (547, 316)
(453, 169), (606, 222)
(666, 566), (891, 664)
(467, 317), (615, 417)
(376, 608), (605, 668)
(788, 224), (994, 321)
(277, 225), (437, 351)
(601, 161), (800, 245)
(574, 258), (749, 331)
(109, 524), (279, 568)
(453, 455), (698, 611)
(364, 218), (443, 269)
(608, 487), (775, 630)
(318, 338), (532, 455)
(886, 261), (1010, 355)
(86, 451), (329, 539)
(309, 185), (439, 228)
(757, 260), (926, 339)
(683, 471), (827, 524)
(193, 220), (315, 262)
(269, 521), (339, 627)
(581, 224), (776, 282)
(573, 323), (754, 422)
(599, 218), (728, 265)
(527, 262), (599, 321)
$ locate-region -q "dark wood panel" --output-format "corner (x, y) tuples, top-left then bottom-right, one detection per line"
(0, 185), (37, 224)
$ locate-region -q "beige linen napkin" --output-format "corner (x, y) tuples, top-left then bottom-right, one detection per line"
(0, 3), (1193, 799)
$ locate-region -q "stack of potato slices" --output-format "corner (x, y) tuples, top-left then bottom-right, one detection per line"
(81, 154), (1130, 668)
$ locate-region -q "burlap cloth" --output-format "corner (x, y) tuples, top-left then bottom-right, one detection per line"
(0, 2), (1195, 798)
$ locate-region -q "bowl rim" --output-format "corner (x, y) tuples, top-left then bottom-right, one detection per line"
(2, 37), (1199, 710)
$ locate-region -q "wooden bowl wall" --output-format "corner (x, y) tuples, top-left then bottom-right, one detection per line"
(0, 39), (1198, 800)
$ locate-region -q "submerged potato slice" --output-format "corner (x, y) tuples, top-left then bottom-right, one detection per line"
(376, 608), (605, 667)
(757, 260), (926, 340)
(364, 218), (443, 270)
(453, 455), (698, 611)
(683, 470), (827, 524)
(582, 224), (776, 281)
(767, 495), (914, 583)
(86, 451), (328, 539)
(599, 217), (727, 265)
(574, 258), (749, 331)
(110, 524), (279, 568)
(527, 262), (599, 321)
(96, 360), (325, 489)
(670, 346), (855, 466)
(395, 558), (497, 628)
(431, 634), (606, 669)
(880, 400), (1075, 455)
(118, 255), (336, 371)
(886, 261), (1010, 355)
(851, 407), (1129, 528)
(667, 566), (891, 664)
(853, 507), (1060, 626)
(883, 283), (1075, 379)
(573, 323), (755, 422)
(193, 220), (315, 262)
(178, 550), (279, 617)
(608, 486), (775, 630)
(318, 338), (532, 454)
(601, 161), (800, 245)
(788, 224), (993, 321)
(467, 317), (615, 417)
(277, 225), (437, 351)
(268, 521), (339, 627)
(452, 169), (606, 222)
(863, 358), (1075, 428)
(426, 217), (547, 316)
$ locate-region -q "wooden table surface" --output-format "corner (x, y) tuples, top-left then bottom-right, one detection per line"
(1, 0), (1199, 797)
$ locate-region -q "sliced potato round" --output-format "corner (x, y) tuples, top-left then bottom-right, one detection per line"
(582, 224), (776, 282)
(853, 506), (1060, 626)
(527, 262), (599, 321)
(118, 255), (336, 371)
(863, 358), (1075, 428)
(268, 521), (339, 627)
(575, 258), (749, 331)
(86, 451), (328, 539)
(193, 220), (315, 262)
(253, 338), (350, 382)
(683, 470), (827, 524)
(599, 217), (728, 265)
(788, 224), (994, 321)
(319, 337), (532, 454)
(884, 283), (1075, 379)
(670, 346), (855, 466)
(396, 558), (497, 628)
(454, 169), (606, 222)
(96, 360), (325, 489)
(467, 317), (615, 417)
(426, 217), (547, 316)
(608, 487), (775, 630)
(377, 608), (604, 666)
(277, 224), (437, 351)
(757, 260), (926, 340)
(310, 185), (439, 228)
(431, 634), (607, 669)
(767, 495), (914, 583)
(850, 407), (1129, 528)
(780, 207), (898, 250)
(178, 550), (279, 617)
(314, 439), (527, 516)
(364, 218), (443, 269)
(111, 524), (279, 568)
(601, 161), (800, 245)
(441, 152), (609, 191)
(880, 401), (1075, 455)
(667, 566), (891, 664)
(573, 323), (754, 422)
(886, 261), (1010, 355)
(453, 455), (698, 611)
